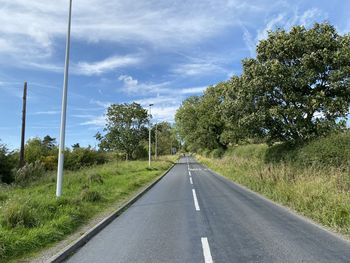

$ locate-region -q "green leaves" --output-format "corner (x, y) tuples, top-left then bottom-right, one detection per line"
(96, 103), (148, 159)
(176, 22), (350, 148)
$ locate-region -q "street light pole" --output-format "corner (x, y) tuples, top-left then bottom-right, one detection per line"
(56, 0), (73, 197)
(155, 122), (158, 160)
(148, 104), (153, 167)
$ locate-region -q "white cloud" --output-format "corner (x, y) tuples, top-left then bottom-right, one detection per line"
(118, 75), (170, 94)
(80, 115), (105, 127)
(0, 0), (266, 69)
(171, 62), (224, 77)
(242, 7), (327, 56)
(75, 55), (142, 76)
(179, 86), (206, 94)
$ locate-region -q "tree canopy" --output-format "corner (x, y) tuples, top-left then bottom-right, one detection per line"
(176, 23), (350, 149)
(96, 103), (149, 159)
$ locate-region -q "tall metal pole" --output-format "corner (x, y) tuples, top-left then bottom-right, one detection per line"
(155, 122), (158, 159)
(148, 104), (153, 167)
(56, 0), (73, 197)
(19, 81), (27, 168)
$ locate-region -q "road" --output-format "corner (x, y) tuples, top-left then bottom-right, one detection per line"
(65, 156), (350, 263)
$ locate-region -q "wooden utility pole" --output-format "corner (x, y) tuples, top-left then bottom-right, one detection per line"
(19, 81), (27, 167)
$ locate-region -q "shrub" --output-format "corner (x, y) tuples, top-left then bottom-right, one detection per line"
(80, 189), (102, 202)
(2, 200), (38, 228)
(0, 142), (15, 184)
(15, 161), (45, 185)
(41, 155), (57, 170)
(64, 148), (107, 170)
(210, 148), (225, 159)
(132, 145), (148, 160)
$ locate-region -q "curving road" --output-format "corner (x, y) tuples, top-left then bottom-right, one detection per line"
(65, 156), (350, 263)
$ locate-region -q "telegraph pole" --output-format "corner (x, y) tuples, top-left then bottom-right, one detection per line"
(56, 0), (73, 197)
(148, 104), (153, 167)
(19, 81), (27, 168)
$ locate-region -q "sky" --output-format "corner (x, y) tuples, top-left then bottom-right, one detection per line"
(1, 0), (350, 149)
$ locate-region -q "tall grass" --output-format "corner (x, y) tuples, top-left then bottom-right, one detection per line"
(198, 132), (350, 237)
(0, 156), (176, 262)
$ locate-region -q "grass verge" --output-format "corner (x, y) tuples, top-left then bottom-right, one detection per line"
(0, 156), (176, 262)
(198, 139), (350, 238)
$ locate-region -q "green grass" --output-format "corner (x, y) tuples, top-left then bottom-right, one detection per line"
(198, 132), (350, 238)
(0, 156), (176, 262)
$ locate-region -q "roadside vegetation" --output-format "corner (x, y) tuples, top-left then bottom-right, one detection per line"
(175, 23), (350, 236)
(198, 132), (350, 236)
(0, 156), (176, 262)
(0, 101), (180, 262)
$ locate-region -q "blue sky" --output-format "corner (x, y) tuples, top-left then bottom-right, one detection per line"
(1, 0), (350, 149)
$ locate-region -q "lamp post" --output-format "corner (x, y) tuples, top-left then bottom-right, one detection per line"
(56, 0), (73, 197)
(148, 104), (153, 167)
(155, 122), (158, 160)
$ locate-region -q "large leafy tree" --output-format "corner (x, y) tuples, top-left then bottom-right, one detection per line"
(96, 103), (148, 159)
(175, 85), (227, 151)
(237, 23), (350, 143)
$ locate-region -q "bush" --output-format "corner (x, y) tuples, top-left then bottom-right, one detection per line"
(210, 148), (225, 159)
(15, 161), (45, 185)
(64, 148), (107, 170)
(132, 145), (148, 160)
(0, 142), (15, 184)
(80, 189), (102, 202)
(265, 131), (350, 168)
(41, 155), (57, 170)
(2, 200), (38, 228)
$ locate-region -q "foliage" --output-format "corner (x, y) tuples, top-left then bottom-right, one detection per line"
(199, 137), (350, 236)
(64, 147), (107, 170)
(176, 23), (350, 148)
(153, 122), (180, 156)
(96, 103), (149, 159)
(24, 137), (58, 164)
(0, 142), (16, 184)
(14, 161), (46, 185)
(175, 86), (227, 152)
(265, 131), (350, 168)
(239, 23), (350, 143)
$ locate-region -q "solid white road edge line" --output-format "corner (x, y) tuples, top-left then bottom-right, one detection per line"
(201, 237), (213, 263)
(192, 189), (200, 211)
(190, 177), (193, 185)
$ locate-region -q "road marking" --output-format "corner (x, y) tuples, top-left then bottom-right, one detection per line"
(201, 237), (213, 263)
(189, 170), (192, 176)
(189, 177), (193, 185)
(192, 189), (200, 211)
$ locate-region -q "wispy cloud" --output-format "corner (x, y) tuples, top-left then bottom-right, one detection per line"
(242, 7), (327, 57)
(80, 115), (105, 127)
(74, 55), (142, 76)
(118, 75), (170, 94)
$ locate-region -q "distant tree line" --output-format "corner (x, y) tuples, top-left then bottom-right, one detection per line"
(176, 23), (350, 153)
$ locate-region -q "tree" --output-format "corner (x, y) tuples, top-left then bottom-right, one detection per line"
(153, 122), (180, 156)
(175, 86), (227, 151)
(234, 23), (350, 144)
(96, 103), (148, 159)
(42, 135), (56, 150)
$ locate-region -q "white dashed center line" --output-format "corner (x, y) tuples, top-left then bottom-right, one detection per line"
(189, 177), (193, 185)
(192, 189), (200, 211)
(201, 237), (213, 263)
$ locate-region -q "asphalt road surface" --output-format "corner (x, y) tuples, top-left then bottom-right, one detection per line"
(65, 156), (350, 263)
